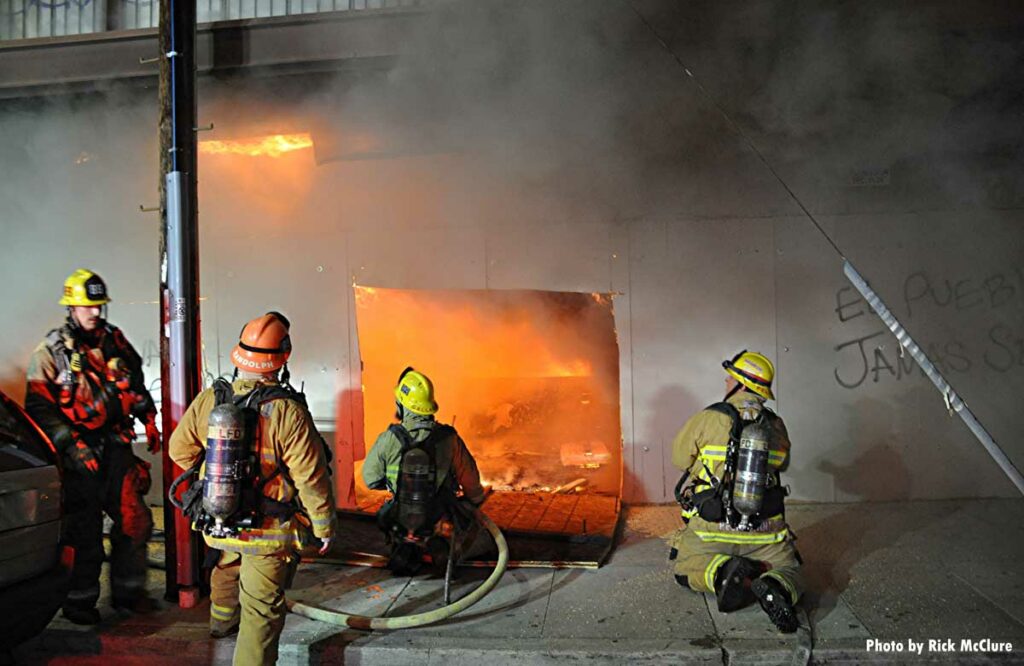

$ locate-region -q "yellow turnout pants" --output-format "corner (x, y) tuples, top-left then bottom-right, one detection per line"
(671, 526), (803, 605)
(210, 550), (298, 666)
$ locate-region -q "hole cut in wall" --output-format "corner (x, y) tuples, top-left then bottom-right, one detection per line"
(353, 286), (622, 505)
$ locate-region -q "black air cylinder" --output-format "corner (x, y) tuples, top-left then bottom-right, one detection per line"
(733, 422), (769, 518)
(397, 447), (434, 535)
(203, 403), (246, 523)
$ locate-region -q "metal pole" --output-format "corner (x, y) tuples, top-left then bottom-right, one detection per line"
(159, 0), (203, 606)
(843, 260), (1024, 496)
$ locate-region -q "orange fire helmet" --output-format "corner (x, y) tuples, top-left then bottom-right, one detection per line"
(231, 312), (292, 373)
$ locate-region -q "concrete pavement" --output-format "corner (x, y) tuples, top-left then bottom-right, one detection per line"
(10, 499), (1024, 664)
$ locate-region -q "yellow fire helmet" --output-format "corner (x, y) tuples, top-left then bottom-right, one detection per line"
(394, 367), (438, 415)
(722, 350), (775, 400)
(59, 269), (111, 306)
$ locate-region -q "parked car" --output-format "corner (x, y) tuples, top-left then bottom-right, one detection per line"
(0, 389), (73, 653)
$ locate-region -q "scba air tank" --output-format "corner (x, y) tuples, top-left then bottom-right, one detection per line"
(203, 403), (247, 529)
(397, 447), (435, 535)
(732, 421), (770, 527)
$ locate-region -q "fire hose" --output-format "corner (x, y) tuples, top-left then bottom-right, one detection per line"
(286, 506), (509, 630)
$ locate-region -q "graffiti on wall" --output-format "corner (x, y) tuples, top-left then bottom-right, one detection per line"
(833, 267), (1024, 389)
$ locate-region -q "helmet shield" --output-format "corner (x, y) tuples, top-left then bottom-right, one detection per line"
(59, 269), (111, 306)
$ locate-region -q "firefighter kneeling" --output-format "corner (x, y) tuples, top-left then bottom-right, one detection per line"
(670, 351), (803, 633)
(169, 313), (335, 666)
(362, 367), (486, 576)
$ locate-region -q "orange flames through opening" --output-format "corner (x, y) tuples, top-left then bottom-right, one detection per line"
(199, 133), (314, 158)
(354, 287), (622, 500)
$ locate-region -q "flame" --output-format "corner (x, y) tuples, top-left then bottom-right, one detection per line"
(545, 359), (592, 377)
(355, 286), (378, 305)
(199, 133), (314, 158)
(353, 287), (622, 500)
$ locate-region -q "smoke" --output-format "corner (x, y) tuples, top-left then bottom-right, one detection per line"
(656, 0), (1024, 208)
(1, 0), (1021, 504)
(0, 91), (162, 401)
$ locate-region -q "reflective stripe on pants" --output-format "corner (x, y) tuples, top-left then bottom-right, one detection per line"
(673, 524), (803, 604)
(210, 551), (242, 631)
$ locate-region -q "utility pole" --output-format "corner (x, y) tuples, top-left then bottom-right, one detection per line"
(158, 0), (203, 607)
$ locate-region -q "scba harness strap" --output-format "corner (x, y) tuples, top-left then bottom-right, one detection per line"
(676, 402), (786, 527)
(210, 378), (308, 522)
(385, 423), (459, 533)
(45, 323), (137, 429)
(170, 379), (317, 529)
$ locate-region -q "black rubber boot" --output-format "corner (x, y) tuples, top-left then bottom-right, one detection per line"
(62, 606), (101, 625)
(714, 557), (761, 612)
(751, 576), (799, 633)
(387, 542), (423, 576)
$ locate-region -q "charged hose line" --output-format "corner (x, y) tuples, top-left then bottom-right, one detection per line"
(628, 0), (1024, 497)
(287, 507), (509, 630)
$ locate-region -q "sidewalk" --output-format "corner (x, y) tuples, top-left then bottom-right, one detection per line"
(12, 499), (1024, 665)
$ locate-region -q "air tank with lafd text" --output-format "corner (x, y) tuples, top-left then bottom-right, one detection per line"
(203, 403), (247, 526)
(732, 421), (770, 525)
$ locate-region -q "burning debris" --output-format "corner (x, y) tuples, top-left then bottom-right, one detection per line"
(354, 287), (622, 502)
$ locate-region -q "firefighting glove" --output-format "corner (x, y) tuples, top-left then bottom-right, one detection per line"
(318, 538), (332, 556)
(144, 415), (161, 454)
(68, 440), (101, 474)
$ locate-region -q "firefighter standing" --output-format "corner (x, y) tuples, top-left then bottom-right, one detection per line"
(669, 351), (803, 633)
(168, 313), (335, 666)
(25, 269), (161, 625)
(362, 367), (485, 574)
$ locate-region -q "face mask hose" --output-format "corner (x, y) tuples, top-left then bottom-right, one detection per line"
(287, 506), (508, 630)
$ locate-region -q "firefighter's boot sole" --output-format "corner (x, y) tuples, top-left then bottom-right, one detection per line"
(752, 576), (799, 633)
(715, 557), (761, 613)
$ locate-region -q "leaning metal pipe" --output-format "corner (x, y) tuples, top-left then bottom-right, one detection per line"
(843, 260), (1024, 495)
(287, 507), (509, 630)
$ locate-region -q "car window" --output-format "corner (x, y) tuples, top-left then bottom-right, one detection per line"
(0, 398), (53, 471)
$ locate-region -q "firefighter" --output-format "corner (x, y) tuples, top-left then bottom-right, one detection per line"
(25, 269), (161, 624)
(669, 351), (803, 633)
(168, 312), (335, 666)
(362, 367), (485, 574)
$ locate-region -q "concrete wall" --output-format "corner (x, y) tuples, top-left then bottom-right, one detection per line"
(1, 0), (1021, 503)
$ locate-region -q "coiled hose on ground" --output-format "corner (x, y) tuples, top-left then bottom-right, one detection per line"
(287, 507), (508, 630)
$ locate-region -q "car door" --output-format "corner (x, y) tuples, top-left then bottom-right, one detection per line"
(0, 392), (62, 588)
